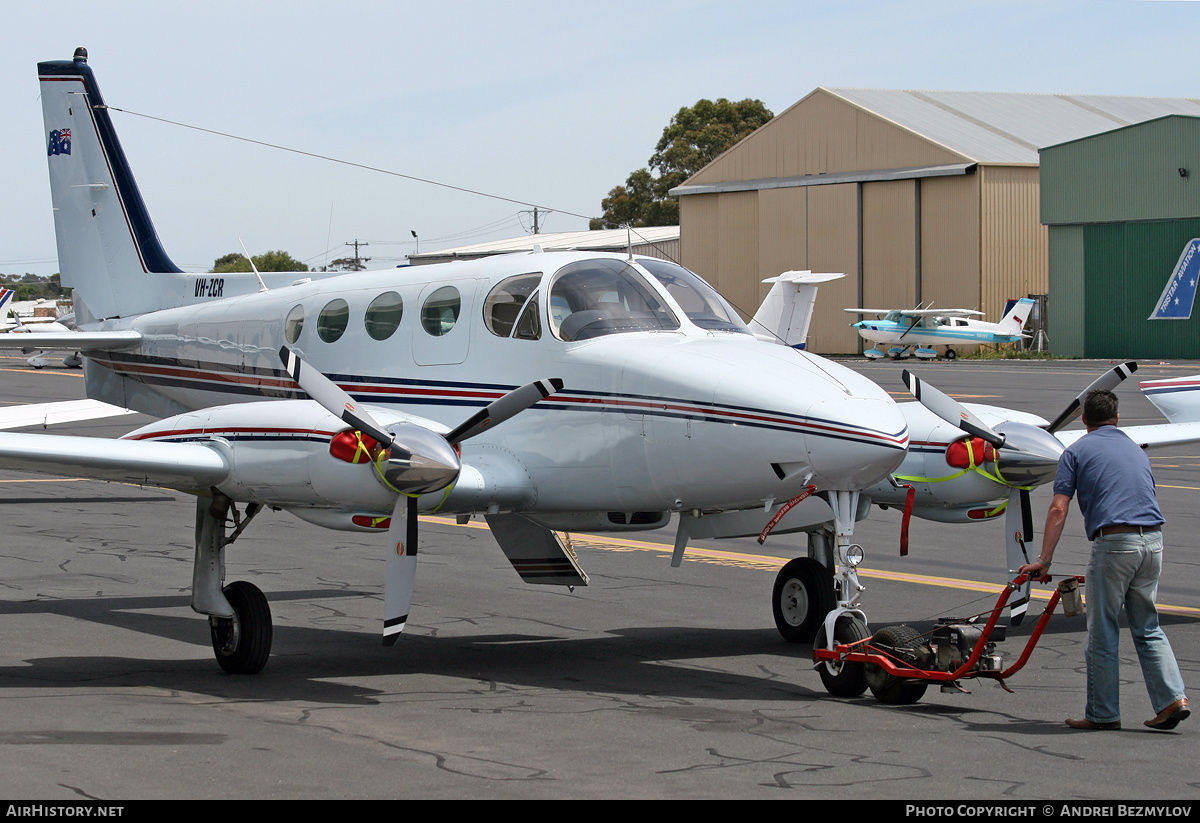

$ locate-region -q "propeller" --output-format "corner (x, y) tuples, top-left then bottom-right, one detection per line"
(279, 345), (562, 643)
(1045, 361), (1137, 434)
(1005, 487), (1034, 624)
(902, 362), (1139, 624)
(902, 369), (1006, 448)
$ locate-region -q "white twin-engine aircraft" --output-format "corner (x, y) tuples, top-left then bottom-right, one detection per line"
(0, 50), (913, 676)
(4, 51), (1199, 688)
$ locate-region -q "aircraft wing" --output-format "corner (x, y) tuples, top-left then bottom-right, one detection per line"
(0, 430), (229, 489)
(1055, 422), (1200, 451)
(0, 330), (142, 350)
(844, 308), (984, 317)
(0, 400), (137, 430)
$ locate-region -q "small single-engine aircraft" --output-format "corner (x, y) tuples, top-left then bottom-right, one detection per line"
(0, 50), (912, 676)
(845, 299), (1034, 360)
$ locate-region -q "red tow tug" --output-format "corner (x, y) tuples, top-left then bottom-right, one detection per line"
(812, 573), (1085, 704)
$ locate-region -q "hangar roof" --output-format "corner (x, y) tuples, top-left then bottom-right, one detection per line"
(408, 226), (679, 264)
(823, 88), (1200, 165)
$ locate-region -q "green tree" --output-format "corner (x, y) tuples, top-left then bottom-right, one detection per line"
(591, 98), (773, 229)
(328, 256), (370, 272)
(212, 250), (309, 273)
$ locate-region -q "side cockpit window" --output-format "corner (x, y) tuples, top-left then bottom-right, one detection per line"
(484, 273), (541, 339)
(638, 258), (748, 334)
(549, 259), (680, 342)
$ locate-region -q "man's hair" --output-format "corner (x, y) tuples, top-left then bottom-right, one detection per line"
(1082, 389), (1119, 426)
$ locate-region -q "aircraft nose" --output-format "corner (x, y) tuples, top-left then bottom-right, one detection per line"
(805, 393), (909, 489)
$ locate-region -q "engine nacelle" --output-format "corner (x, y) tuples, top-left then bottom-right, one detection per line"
(122, 400), (456, 510)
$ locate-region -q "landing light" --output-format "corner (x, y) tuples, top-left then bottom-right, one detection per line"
(846, 544), (865, 567)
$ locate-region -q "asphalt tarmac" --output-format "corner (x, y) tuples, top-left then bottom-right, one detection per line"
(0, 354), (1197, 800)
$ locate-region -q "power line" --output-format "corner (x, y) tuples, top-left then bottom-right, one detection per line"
(104, 105), (598, 223)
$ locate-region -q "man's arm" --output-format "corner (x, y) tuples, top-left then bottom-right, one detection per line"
(1019, 493), (1071, 580)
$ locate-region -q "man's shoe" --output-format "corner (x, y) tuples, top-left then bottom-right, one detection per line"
(1066, 717), (1121, 730)
(1144, 698), (1190, 731)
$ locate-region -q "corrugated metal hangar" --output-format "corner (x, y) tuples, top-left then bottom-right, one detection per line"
(1041, 115), (1200, 359)
(409, 227), (679, 266)
(672, 88), (1200, 354)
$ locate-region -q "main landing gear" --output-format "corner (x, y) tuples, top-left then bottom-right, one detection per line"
(194, 492), (269, 674)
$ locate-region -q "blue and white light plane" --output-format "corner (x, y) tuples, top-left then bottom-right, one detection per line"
(846, 299), (1034, 360)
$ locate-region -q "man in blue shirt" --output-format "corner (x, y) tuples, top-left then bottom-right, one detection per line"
(1020, 390), (1188, 731)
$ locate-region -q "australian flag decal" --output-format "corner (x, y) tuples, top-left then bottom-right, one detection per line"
(47, 128), (72, 156)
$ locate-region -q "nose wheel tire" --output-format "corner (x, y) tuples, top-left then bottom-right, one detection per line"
(816, 615), (869, 697)
(864, 624), (930, 704)
(772, 558), (835, 643)
(209, 581), (272, 674)
(945, 348), (957, 360)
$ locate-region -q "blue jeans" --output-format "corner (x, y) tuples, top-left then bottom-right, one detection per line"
(1085, 531), (1187, 723)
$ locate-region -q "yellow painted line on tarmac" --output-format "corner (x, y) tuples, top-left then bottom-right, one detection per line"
(1156, 483), (1200, 491)
(0, 366), (80, 377)
(0, 477), (89, 483)
(423, 515), (1200, 618)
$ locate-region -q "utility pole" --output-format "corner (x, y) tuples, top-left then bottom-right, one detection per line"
(520, 207), (548, 234)
(345, 239), (370, 270)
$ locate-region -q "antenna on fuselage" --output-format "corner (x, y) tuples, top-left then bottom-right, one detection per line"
(239, 238), (270, 293)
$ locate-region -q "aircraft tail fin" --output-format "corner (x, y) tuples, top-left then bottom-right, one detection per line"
(38, 48), (182, 321)
(0, 287), (13, 318)
(996, 297), (1035, 336)
(751, 271), (844, 349)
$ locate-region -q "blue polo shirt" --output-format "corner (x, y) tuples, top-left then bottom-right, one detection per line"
(1053, 425), (1164, 541)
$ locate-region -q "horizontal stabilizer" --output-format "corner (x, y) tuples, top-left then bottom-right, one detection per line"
(485, 513), (589, 586)
(0, 399), (136, 430)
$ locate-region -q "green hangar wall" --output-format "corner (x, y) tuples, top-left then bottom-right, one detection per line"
(1041, 116), (1200, 358)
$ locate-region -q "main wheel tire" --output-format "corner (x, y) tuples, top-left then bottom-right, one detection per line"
(209, 581), (272, 674)
(945, 348), (957, 360)
(772, 558), (835, 643)
(865, 624), (930, 705)
(817, 615), (869, 697)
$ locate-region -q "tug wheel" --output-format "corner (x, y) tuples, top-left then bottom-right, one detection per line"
(865, 624), (930, 705)
(816, 615), (869, 697)
(209, 581), (272, 675)
(772, 558), (835, 643)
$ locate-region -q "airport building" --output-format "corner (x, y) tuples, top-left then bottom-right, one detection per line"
(1040, 115), (1200, 359)
(671, 89), (1200, 354)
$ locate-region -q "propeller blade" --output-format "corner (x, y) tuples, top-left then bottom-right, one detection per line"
(382, 494), (419, 646)
(444, 378), (564, 444)
(1045, 361), (1138, 434)
(1004, 488), (1033, 625)
(902, 369), (1006, 448)
(279, 345), (396, 448)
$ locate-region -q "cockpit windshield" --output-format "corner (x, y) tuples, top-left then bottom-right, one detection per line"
(549, 259), (681, 341)
(637, 258), (749, 334)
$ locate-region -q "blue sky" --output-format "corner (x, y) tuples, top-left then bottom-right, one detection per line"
(0, 0), (1197, 276)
